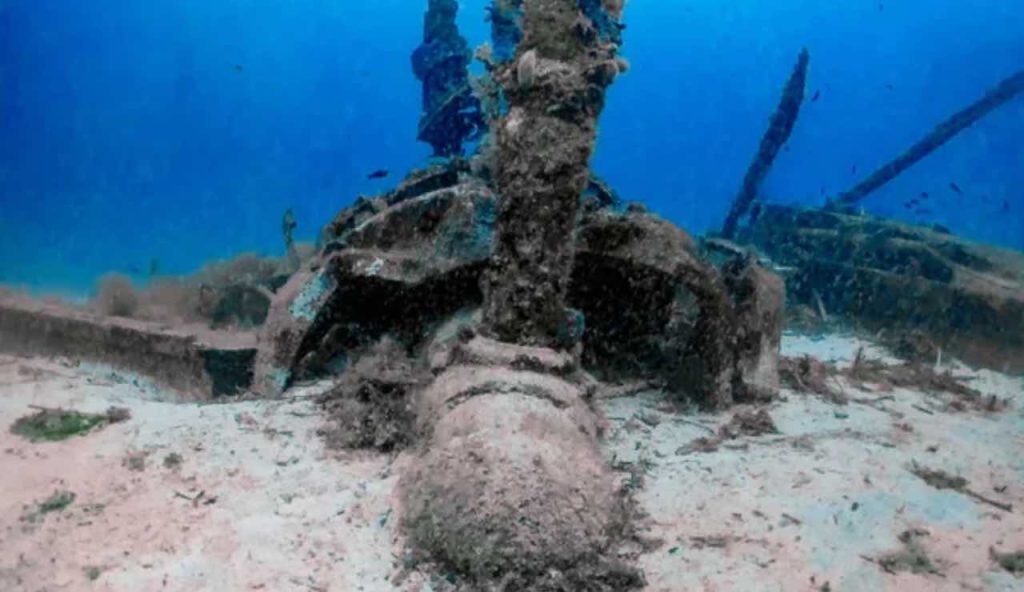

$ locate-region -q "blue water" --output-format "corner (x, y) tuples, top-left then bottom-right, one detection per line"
(1, 0), (1022, 295)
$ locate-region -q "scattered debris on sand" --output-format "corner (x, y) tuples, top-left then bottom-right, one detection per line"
(779, 347), (1008, 413)
(872, 529), (942, 576)
(675, 407), (779, 455)
(910, 462), (1013, 513)
(991, 548), (1024, 576)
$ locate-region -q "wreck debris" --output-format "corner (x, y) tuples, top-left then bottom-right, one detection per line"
(400, 2), (643, 588)
(724, 256), (785, 399)
(779, 355), (846, 403)
(255, 181), (498, 395)
(780, 349), (1007, 413)
(573, 210), (784, 408)
(400, 336), (637, 586)
(676, 407), (779, 455)
(673, 255), (784, 408)
(0, 294), (258, 399)
(721, 48), (810, 239)
(412, 0), (483, 157)
(744, 204), (1024, 373)
(833, 68), (1024, 207)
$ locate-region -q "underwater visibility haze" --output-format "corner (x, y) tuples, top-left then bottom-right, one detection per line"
(1, 0), (1022, 294)
(2, 1), (1024, 591)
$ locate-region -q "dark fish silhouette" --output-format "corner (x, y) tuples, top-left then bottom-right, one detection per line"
(920, 191), (929, 199)
(234, 64), (244, 72)
(885, 83), (894, 91)
(1000, 200), (1011, 213)
(616, 23), (627, 31)
(810, 90), (821, 102)
(851, 165), (857, 175)
(949, 182), (963, 195)
(367, 169), (390, 180)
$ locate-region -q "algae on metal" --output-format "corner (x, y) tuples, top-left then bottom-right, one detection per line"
(288, 272), (332, 321)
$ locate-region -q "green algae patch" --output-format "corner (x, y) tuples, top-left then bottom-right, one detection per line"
(10, 406), (131, 443)
(21, 490), (76, 526)
(289, 272), (332, 321)
(38, 490), (76, 513)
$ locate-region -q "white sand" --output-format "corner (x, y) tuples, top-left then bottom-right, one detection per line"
(1, 332), (1022, 591)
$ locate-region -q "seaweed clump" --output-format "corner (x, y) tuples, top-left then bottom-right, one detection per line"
(991, 548), (1024, 576)
(94, 273), (139, 317)
(876, 529), (941, 576)
(10, 406), (131, 442)
(316, 338), (426, 452)
(20, 490), (76, 524)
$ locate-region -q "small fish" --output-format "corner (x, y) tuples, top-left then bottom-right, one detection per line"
(810, 90), (821, 102)
(851, 165), (858, 175)
(1000, 200), (1011, 213)
(949, 182), (963, 195)
(920, 191), (929, 200)
(367, 169), (390, 180)
(885, 83), (894, 91)
(616, 23), (627, 31)
(234, 64), (244, 72)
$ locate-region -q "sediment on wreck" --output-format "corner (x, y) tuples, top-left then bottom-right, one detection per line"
(400, 1), (642, 588)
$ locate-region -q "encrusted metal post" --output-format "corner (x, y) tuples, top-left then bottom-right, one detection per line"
(722, 48), (810, 239)
(832, 68), (1024, 208)
(481, 0), (627, 348)
(412, 0), (483, 157)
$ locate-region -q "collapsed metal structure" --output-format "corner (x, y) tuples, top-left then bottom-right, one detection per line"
(0, 2), (1021, 588)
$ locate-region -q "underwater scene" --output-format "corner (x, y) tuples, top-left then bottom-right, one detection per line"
(1, 0), (1022, 590)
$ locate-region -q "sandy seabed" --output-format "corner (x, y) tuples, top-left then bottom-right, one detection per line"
(1, 333), (1022, 592)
